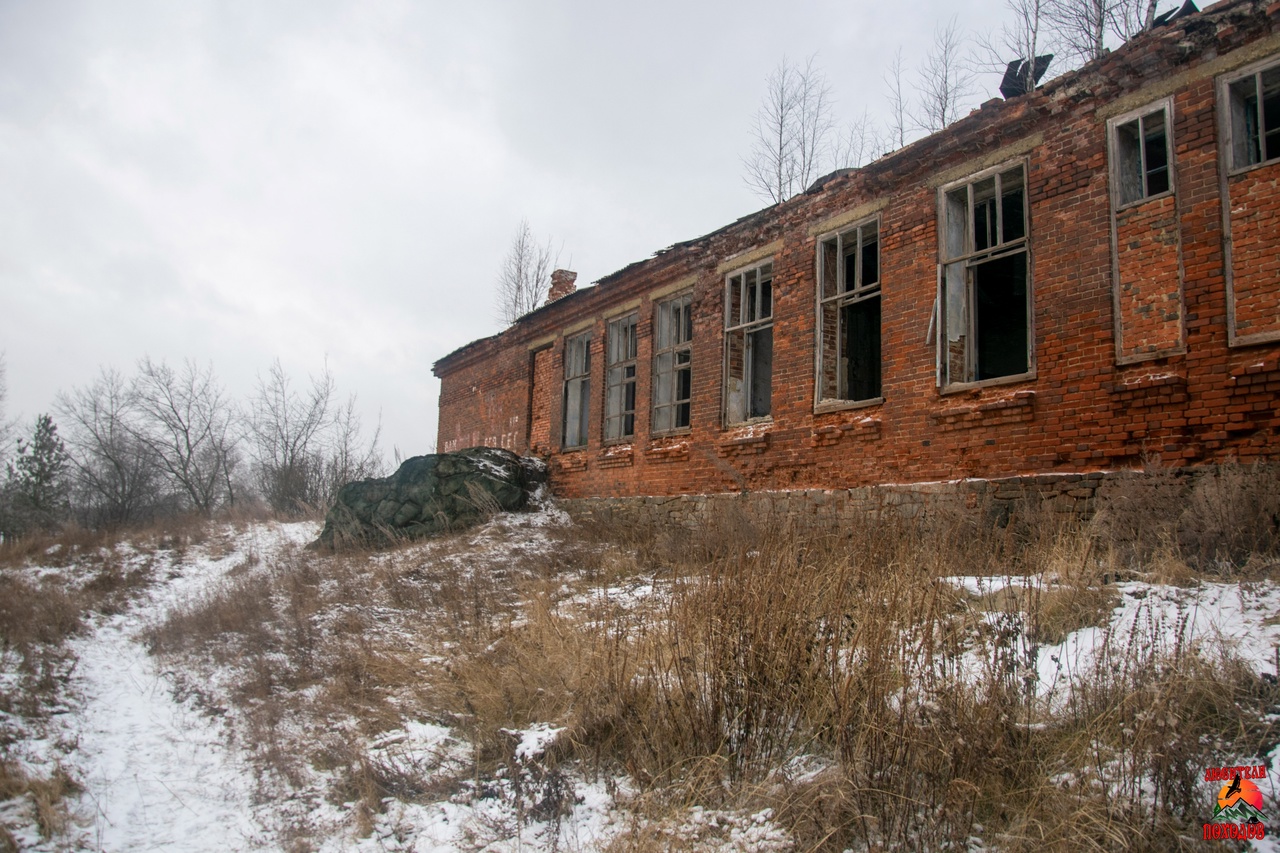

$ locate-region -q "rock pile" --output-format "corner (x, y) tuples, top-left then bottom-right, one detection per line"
(314, 447), (547, 549)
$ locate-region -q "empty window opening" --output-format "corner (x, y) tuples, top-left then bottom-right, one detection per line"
(653, 293), (693, 433)
(818, 220), (882, 404)
(562, 333), (590, 448)
(940, 164), (1031, 386)
(604, 314), (638, 441)
(725, 261), (774, 423)
(1114, 108), (1171, 205)
(1228, 61), (1280, 169)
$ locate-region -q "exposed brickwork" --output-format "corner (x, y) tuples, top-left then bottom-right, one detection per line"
(1228, 161), (1280, 341)
(528, 346), (554, 455)
(434, 0), (1280, 501)
(547, 269), (578, 304)
(1115, 194), (1184, 359)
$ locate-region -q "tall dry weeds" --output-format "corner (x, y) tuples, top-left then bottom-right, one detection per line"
(125, 475), (1280, 850)
(444, 494), (1277, 851)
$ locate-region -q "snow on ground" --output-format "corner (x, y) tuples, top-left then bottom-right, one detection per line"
(66, 522), (317, 851)
(944, 573), (1280, 697)
(947, 572), (1280, 848)
(67, 607), (268, 851)
(0, 522), (317, 852)
(7, 516), (1280, 850)
(1032, 579), (1280, 696)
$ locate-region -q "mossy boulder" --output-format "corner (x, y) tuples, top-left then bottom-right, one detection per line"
(314, 447), (547, 549)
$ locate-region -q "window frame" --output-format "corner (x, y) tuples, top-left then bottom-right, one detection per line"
(814, 215), (884, 412)
(936, 159), (1035, 392)
(1108, 98), (1175, 211)
(1221, 54), (1280, 175)
(603, 313), (638, 443)
(723, 260), (775, 425)
(652, 292), (693, 435)
(560, 332), (591, 450)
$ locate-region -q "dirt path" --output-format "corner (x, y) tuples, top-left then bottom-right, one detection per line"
(60, 524), (315, 851)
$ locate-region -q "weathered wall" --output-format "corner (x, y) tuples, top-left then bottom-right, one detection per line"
(434, 0), (1280, 501)
(555, 464), (1264, 533)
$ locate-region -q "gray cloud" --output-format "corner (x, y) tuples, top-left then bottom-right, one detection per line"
(0, 0), (1061, 459)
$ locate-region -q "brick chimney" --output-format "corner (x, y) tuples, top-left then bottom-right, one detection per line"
(546, 269), (578, 305)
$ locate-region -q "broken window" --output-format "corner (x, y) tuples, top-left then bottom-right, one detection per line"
(939, 163), (1031, 386)
(1227, 59), (1280, 170)
(561, 332), (590, 448)
(817, 219), (882, 405)
(724, 261), (773, 423)
(604, 314), (638, 441)
(1113, 106), (1171, 205)
(652, 293), (692, 433)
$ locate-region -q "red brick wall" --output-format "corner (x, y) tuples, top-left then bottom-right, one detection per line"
(1228, 160), (1280, 341)
(529, 346), (554, 456)
(437, 339), (529, 454)
(434, 0), (1280, 497)
(1115, 194), (1184, 359)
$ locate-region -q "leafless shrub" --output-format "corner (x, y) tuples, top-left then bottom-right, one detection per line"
(0, 575), (83, 662)
(1091, 461), (1280, 574)
(1090, 462), (1187, 567)
(144, 568), (276, 660)
(121, 484), (1279, 850)
(885, 47), (912, 150)
(0, 354), (14, 473)
(831, 109), (886, 170)
(1043, 0), (1166, 68)
(1178, 461), (1280, 572)
(441, 497), (1273, 850)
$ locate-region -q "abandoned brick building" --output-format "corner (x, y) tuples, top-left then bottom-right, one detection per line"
(433, 0), (1280, 506)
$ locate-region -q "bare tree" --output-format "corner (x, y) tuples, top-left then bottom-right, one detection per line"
(1045, 0), (1109, 62)
(56, 368), (164, 528)
(248, 360), (334, 515)
(495, 219), (557, 326)
(1110, 0), (1167, 39)
(915, 18), (975, 133)
(247, 359), (382, 516)
(832, 109), (886, 169)
(885, 48), (912, 150)
(976, 0), (1056, 95)
(322, 394), (383, 502)
(744, 56), (836, 203)
(132, 358), (239, 515)
(1046, 0), (1166, 65)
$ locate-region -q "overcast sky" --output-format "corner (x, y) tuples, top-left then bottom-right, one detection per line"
(0, 0), (1132, 462)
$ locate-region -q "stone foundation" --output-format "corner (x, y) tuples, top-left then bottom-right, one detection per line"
(556, 466), (1245, 531)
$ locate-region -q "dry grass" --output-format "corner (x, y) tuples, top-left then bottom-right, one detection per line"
(0, 514), (222, 846)
(0, 757), (80, 844)
(437, 492), (1277, 851)
(113, 469), (1280, 850)
(1095, 460), (1280, 575)
(140, 520), (572, 835)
